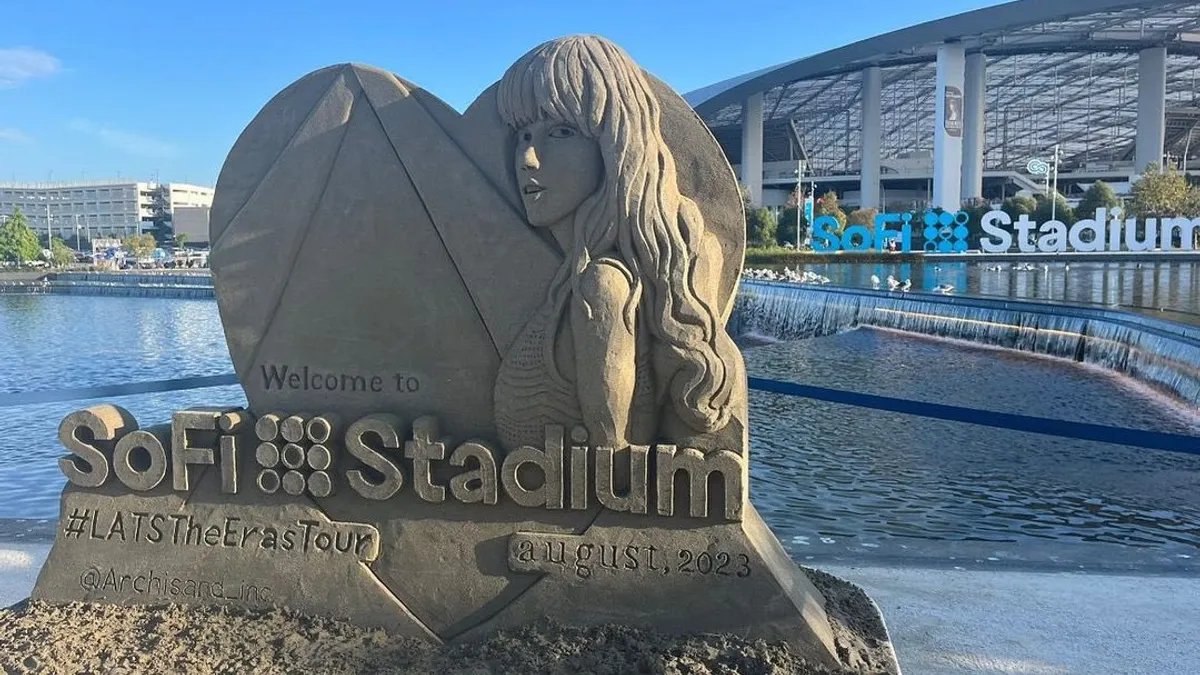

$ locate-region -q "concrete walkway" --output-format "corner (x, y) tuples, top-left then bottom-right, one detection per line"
(824, 564), (1200, 675)
(0, 545), (43, 610)
(3, 544), (1198, 674)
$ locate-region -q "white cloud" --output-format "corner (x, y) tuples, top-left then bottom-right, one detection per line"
(0, 47), (61, 88)
(0, 128), (33, 144)
(69, 118), (179, 158)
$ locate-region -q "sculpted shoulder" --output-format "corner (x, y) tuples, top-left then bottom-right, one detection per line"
(577, 258), (635, 309)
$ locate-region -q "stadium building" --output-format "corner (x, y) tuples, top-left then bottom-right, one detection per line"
(686, 0), (1200, 214)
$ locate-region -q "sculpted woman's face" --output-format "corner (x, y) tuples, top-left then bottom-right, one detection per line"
(514, 120), (602, 227)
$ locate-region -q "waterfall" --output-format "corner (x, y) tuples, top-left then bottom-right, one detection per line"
(732, 280), (1200, 408)
(0, 272), (215, 299)
(49, 271), (214, 287)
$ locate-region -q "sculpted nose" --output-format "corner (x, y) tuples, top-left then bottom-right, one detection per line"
(521, 145), (540, 171)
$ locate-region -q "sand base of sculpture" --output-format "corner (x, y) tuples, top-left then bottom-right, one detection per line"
(29, 409), (899, 674)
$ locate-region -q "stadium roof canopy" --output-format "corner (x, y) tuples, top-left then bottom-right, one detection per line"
(686, 0), (1200, 174)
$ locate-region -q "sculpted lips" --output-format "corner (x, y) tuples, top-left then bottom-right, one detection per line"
(521, 182), (545, 196)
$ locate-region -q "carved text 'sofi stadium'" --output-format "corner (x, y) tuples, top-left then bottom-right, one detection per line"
(686, 0), (1200, 214)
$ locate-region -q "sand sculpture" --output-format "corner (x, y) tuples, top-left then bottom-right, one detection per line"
(31, 35), (898, 672)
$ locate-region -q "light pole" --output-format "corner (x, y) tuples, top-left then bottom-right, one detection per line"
(795, 160), (804, 248)
(44, 200), (52, 248)
(1050, 144), (1061, 223)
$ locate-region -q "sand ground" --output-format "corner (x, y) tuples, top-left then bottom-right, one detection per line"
(4, 543), (1200, 674)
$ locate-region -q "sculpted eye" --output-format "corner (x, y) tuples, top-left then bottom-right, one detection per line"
(549, 125), (576, 139)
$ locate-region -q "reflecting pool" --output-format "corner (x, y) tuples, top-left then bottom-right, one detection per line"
(745, 328), (1200, 571)
(2, 294), (1197, 572)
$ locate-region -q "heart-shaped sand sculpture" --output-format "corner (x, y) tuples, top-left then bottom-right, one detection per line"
(34, 36), (900, 672)
(205, 45), (750, 638)
(208, 61), (745, 442)
(206, 49), (748, 634)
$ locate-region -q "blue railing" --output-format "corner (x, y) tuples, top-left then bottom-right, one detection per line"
(3, 373), (1195, 456)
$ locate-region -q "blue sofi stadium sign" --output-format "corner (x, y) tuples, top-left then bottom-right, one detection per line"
(812, 210), (971, 253)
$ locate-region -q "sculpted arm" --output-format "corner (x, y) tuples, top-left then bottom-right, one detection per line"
(572, 260), (637, 448)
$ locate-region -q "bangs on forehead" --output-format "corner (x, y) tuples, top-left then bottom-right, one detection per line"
(497, 52), (544, 128)
(498, 40), (598, 134)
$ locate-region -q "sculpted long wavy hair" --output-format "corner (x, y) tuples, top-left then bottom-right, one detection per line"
(497, 35), (734, 434)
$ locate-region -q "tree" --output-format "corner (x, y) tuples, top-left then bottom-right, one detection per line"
(1076, 181), (1121, 219)
(746, 207), (778, 248)
(847, 208), (878, 228)
(123, 233), (157, 260)
(1184, 186), (1200, 218)
(1186, 187), (1200, 248)
(49, 237), (75, 267)
(0, 208), (42, 263)
(1001, 195), (1038, 221)
(1130, 164), (1191, 219)
(174, 233), (189, 248)
(814, 190), (847, 231)
(957, 200), (996, 248)
(776, 206), (806, 247)
(837, 208), (877, 249)
(739, 184), (779, 248)
(777, 184), (815, 247)
(64, 233), (90, 252)
(1033, 193), (1075, 225)
(784, 183), (801, 211)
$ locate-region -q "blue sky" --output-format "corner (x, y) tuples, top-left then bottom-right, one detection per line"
(0, 0), (997, 186)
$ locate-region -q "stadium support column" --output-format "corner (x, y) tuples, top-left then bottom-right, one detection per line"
(1135, 46), (1167, 175)
(860, 66), (882, 210)
(961, 52), (986, 202)
(933, 42), (965, 211)
(741, 93), (764, 206)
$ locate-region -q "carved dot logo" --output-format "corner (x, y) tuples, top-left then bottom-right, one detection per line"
(923, 210), (971, 253)
(253, 413), (337, 497)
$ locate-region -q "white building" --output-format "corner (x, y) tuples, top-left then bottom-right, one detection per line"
(0, 180), (214, 241)
(172, 206), (211, 245)
(164, 183), (215, 212)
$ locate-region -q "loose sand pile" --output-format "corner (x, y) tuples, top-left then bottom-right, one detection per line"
(0, 570), (895, 675)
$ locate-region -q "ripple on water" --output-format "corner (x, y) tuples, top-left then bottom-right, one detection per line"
(1, 295), (241, 520)
(746, 328), (1200, 561)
